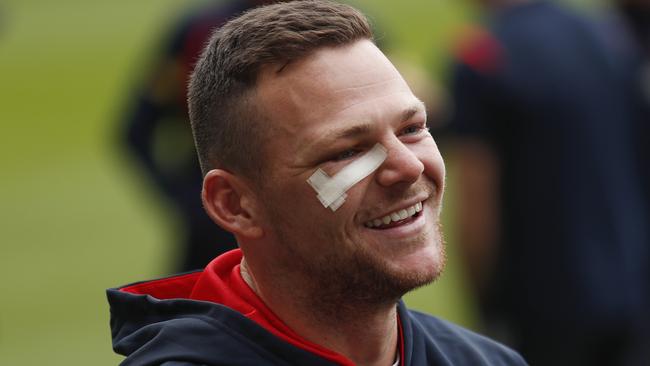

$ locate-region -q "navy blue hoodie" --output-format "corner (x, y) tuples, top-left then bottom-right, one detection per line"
(107, 250), (527, 365)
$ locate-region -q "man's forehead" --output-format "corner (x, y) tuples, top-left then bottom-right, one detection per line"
(257, 40), (394, 90)
(253, 39), (420, 159)
(256, 41), (408, 116)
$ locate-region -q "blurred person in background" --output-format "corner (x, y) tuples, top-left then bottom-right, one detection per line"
(610, 0), (650, 81)
(601, 0), (650, 194)
(120, 0), (280, 272)
(446, 0), (650, 364)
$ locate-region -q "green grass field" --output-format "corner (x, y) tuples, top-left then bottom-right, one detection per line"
(0, 0), (544, 364)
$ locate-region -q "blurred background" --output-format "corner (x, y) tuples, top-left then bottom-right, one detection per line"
(5, 0), (648, 365)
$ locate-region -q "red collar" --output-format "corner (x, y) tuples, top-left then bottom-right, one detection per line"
(121, 249), (404, 365)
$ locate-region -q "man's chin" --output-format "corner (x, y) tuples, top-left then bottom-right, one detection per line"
(384, 226), (447, 296)
(350, 243), (446, 304)
(387, 254), (446, 297)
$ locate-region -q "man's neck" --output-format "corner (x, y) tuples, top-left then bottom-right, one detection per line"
(240, 258), (399, 366)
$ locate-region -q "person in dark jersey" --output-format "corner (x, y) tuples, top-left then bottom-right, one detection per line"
(602, 0), (650, 198)
(121, 0), (279, 272)
(447, 0), (650, 364)
(107, 1), (527, 365)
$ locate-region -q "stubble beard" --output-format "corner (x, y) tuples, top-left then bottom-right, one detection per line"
(271, 216), (447, 323)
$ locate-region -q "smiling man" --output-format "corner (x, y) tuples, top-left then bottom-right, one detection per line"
(107, 1), (526, 365)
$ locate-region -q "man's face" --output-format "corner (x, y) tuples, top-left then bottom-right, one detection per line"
(253, 40), (446, 303)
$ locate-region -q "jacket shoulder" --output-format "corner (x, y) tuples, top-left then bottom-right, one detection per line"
(107, 289), (338, 366)
(404, 308), (528, 365)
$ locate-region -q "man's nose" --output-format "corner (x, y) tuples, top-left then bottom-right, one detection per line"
(375, 139), (424, 187)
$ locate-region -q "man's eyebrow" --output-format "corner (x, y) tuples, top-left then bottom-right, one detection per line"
(331, 123), (373, 140)
(402, 101), (427, 122)
(333, 103), (427, 140)
(304, 124), (372, 158)
(309, 102), (427, 152)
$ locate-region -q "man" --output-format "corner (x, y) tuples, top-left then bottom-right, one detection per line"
(448, 0), (650, 364)
(107, 1), (527, 365)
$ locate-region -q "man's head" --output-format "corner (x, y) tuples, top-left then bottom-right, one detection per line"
(189, 0), (446, 308)
(188, 0), (372, 177)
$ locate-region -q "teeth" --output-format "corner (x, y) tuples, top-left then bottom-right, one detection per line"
(365, 202), (423, 228)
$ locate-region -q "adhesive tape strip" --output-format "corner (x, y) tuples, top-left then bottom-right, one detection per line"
(307, 143), (387, 211)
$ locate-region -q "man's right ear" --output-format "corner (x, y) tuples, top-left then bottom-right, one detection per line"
(202, 169), (264, 239)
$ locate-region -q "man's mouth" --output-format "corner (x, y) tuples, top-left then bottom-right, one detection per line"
(363, 202), (423, 229)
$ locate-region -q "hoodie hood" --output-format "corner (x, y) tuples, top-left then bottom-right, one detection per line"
(107, 249), (352, 365)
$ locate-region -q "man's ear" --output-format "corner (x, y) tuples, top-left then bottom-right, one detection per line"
(202, 169), (264, 239)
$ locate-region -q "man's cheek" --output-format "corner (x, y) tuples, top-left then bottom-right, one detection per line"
(307, 143), (387, 212)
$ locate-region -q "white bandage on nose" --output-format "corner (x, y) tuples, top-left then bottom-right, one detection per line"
(307, 143), (387, 211)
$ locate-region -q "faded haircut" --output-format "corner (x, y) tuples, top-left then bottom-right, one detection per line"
(188, 0), (373, 177)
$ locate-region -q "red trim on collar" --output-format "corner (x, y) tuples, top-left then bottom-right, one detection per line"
(120, 271), (201, 299)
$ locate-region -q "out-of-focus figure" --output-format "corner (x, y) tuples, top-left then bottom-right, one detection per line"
(121, 0), (279, 272)
(447, 0), (650, 365)
(610, 0), (650, 94)
(601, 0), (650, 193)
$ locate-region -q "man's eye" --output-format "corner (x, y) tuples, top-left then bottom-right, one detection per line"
(332, 149), (360, 162)
(401, 124), (427, 135)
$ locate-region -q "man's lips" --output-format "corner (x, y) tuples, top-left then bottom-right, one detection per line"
(363, 201), (423, 229)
